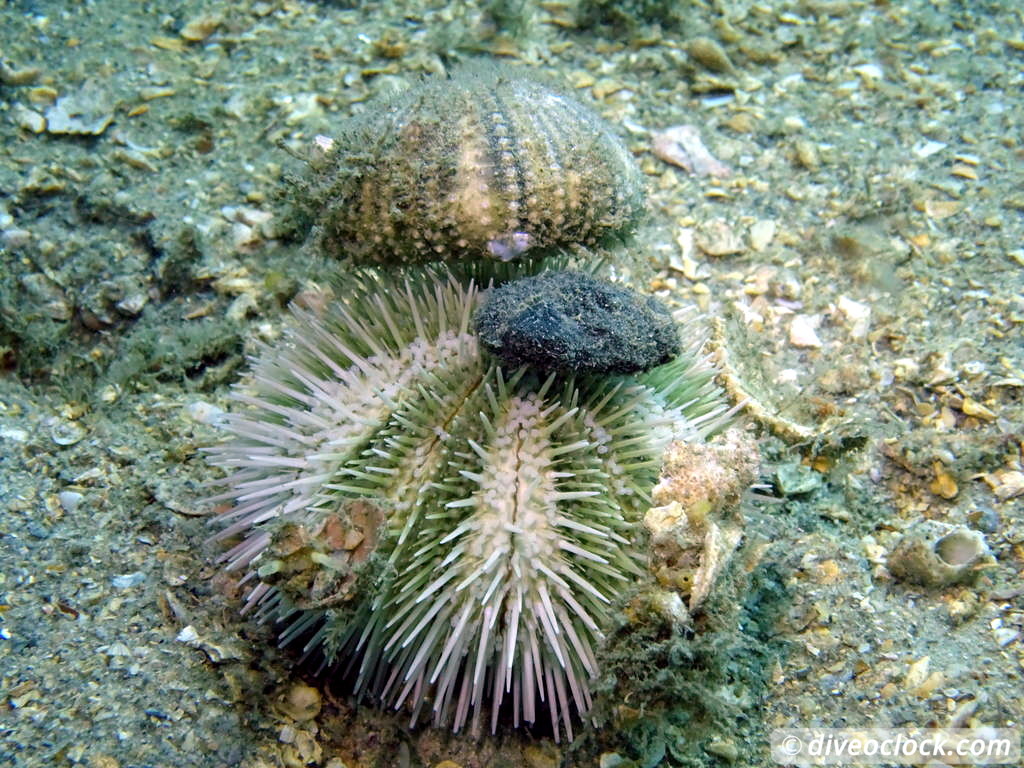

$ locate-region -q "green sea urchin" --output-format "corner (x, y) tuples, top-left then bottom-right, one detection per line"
(207, 267), (731, 740)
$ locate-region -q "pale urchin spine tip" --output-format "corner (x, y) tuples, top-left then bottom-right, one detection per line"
(205, 266), (732, 740)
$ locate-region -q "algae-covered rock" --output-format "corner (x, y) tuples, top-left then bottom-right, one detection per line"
(475, 270), (680, 375)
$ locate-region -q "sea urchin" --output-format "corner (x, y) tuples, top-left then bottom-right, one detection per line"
(291, 64), (645, 264)
(206, 267), (731, 740)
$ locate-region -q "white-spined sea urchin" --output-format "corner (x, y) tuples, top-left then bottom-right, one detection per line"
(206, 267), (731, 740)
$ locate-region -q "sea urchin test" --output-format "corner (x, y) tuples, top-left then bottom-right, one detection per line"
(206, 268), (732, 740)
(292, 65), (645, 264)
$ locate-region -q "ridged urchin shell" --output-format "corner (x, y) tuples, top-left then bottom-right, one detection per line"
(295, 65), (645, 264)
(206, 268), (730, 740)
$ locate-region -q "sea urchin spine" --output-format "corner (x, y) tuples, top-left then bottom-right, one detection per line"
(206, 268), (731, 740)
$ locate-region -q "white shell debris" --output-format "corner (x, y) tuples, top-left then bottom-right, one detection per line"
(2, 228), (31, 248)
(695, 217), (745, 256)
(58, 491), (84, 513)
(748, 219), (776, 252)
(44, 82), (114, 135)
(852, 63), (885, 82)
(50, 420), (87, 446)
(12, 104), (46, 133)
(112, 571), (146, 589)
(668, 227), (701, 278)
(275, 92), (323, 125)
(836, 295), (871, 340)
(1, 426), (29, 443)
(645, 430), (758, 612)
(652, 125), (731, 178)
(789, 314), (823, 348)
(782, 115), (807, 133)
(221, 205), (276, 251)
(913, 140), (947, 159)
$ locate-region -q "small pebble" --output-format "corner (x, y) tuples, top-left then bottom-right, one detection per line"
(2, 228), (32, 248)
(112, 571), (146, 589)
(186, 401), (226, 426)
(58, 491), (83, 513)
(12, 104), (46, 133)
(278, 683), (322, 722)
(748, 219), (776, 252)
(789, 314), (822, 348)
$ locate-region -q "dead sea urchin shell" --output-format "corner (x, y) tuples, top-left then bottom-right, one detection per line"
(206, 267), (731, 740)
(293, 65), (645, 264)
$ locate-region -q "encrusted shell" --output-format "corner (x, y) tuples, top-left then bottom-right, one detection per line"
(295, 65), (645, 263)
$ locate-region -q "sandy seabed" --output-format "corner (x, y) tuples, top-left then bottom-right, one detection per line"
(1, 1), (1022, 766)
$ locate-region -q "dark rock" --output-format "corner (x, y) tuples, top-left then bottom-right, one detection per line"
(475, 270), (680, 375)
